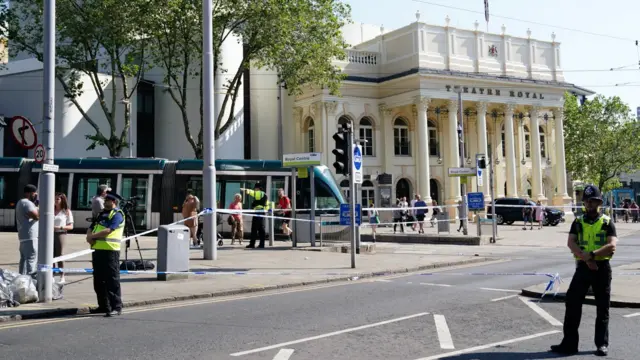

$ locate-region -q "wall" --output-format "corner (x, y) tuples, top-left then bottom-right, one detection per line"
(249, 67), (279, 160)
(0, 63), (136, 158)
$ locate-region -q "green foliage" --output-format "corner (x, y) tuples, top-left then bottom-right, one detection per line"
(150, 0), (351, 158)
(1, 0), (153, 156)
(563, 93), (640, 192)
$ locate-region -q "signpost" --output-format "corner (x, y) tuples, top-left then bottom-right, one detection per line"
(34, 144), (46, 164)
(340, 203), (361, 226)
(476, 155), (485, 187)
(468, 192), (484, 237)
(448, 167), (476, 177)
(283, 152), (322, 247)
(11, 116), (38, 149)
(352, 144), (363, 184)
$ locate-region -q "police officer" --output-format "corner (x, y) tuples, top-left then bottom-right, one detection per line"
(551, 184), (618, 357)
(241, 183), (268, 249)
(86, 191), (126, 317)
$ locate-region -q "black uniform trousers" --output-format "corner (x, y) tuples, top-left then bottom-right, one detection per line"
(92, 249), (122, 312)
(249, 214), (266, 247)
(562, 260), (612, 348)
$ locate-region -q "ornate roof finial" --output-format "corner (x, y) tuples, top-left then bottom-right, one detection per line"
(445, 15), (450, 27)
(527, 28), (531, 39)
(474, 20), (479, 31)
(380, 24), (384, 34)
(551, 32), (556, 42)
(501, 24), (506, 35)
(415, 10), (420, 22)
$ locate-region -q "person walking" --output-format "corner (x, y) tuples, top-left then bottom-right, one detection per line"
(242, 183), (269, 249)
(86, 191), (126, 317)
(550, 185), (617, 357)
(228, 193), (244, 245)
(414, 195), (428, 234)
(16, 184), (39, 276)
(53, 192), (74, 283)
(535, 200), (544, 230)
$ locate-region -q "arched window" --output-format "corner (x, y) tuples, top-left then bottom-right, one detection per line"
(539, 126), (546, 158)
(305, 118), (315, 152)
(524, 125), (531, 158)
(501, 124), (506, 158)
(359, 117), (374, 156)
(394, 118), (410, 156)
(361, 180), (375, 207)
(428, 120), (438, 156)
(395, 178), (412, 200)
(337, 116), (350, 128)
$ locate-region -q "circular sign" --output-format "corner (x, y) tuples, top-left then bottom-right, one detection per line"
(353, 146), (362, 171)
(34, 144), (46, 164)
(11, 116), (38, 150)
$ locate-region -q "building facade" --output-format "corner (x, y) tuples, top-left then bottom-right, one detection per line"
(283, 15), (592, 216)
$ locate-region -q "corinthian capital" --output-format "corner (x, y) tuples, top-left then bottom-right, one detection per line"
(552, 107), (564, 118)
(378, 103), (393, 117)
(502, 103), (516, 114)
(324, 101), (338, 115)
(293, 107), (303, 122)
(476, 101), (488, 114)
(413, 96), (431, 112)
(447, 99), (458, 112)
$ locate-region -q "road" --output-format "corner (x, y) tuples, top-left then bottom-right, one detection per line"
(2, 233), (640, 360)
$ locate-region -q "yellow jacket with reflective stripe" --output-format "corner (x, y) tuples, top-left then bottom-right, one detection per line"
(574, 215), (612, 261)
(91, 209), (125, 251)
(245, 190), (269, 210)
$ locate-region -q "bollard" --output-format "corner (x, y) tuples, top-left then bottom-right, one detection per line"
(157, 225), (190, 281)
(319, 216), (324, 248)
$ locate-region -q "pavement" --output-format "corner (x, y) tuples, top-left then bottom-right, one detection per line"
(3, 242), (640, 360)
(1, 218), (640, 326)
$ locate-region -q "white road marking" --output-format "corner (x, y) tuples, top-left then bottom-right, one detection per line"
(229, 312), (430, 356)
(479, 287), (521, 293)
(272, 348), (294, 360)
(420, 283), (452, 287)
(413, 330), (561, 360)
(433, 314), (455, 349)
(623, 312), (640, 318)
(373, 279), (392, 282)
(519, 297), (563, 326)
(491, 294), (518, 302)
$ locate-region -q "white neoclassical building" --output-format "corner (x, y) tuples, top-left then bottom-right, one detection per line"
(284, 14), (593, 217)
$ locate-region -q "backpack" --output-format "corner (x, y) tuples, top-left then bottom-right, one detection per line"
(120, 260), (155, 271)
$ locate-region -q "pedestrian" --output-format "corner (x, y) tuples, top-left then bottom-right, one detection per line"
(522, 200), (533, 230)
(86, 191), (125, 317)
(277, 188), (293, 240)
(53, 192), (74, 283)
(368, 201), (380, 242)
(456, 200), (464, 232)
(535, 200), (544, 230)
(550, 184), (617, 357)
(392, 199), (405, 233)
(228, 193), (243, 245)
(414, 195), (428, 234)
(182, 191), (199, 247)
(16, 184), (39, 276)
(241, 183), (268, 248)
(91, 184), (111, 220)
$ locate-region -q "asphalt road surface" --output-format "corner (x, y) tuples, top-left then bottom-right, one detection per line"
(2, 233), (640, 360)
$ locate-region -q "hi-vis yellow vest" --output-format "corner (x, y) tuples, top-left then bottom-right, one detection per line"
(91, 209), (125, 251)
(246, 190), (270, 211)
(574, 215), (612, 261)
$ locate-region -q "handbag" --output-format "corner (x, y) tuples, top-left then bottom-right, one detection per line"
(227, 215), (235, 226)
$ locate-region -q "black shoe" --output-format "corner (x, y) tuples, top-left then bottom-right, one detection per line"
(257, 244), (265, 249)
(550, 344), (578, 355)
(246, 244), (255, 249)
(89, 307), (108, 314)
(105, 309), (122, 317)
(595, 346), (608, 356)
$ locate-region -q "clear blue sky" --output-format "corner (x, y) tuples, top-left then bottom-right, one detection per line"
(345, 0), (639, 114)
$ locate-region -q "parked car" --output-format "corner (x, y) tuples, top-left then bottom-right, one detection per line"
(486, 198), (565, 226)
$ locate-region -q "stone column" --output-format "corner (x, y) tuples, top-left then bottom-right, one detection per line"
(446, 100), (461, 216)
(293, 107), (303, 152)
(323, 101), (338, 166)
(503, 104), (518, 197)
(378, 104), (394, 174)
(529, 106), (546, 202)
(476, 102), (489, 201)
(553, 107), (569, 203)
(415, 96), (432, 203)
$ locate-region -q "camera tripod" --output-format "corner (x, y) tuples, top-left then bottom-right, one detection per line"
(123, 208), (145, 265)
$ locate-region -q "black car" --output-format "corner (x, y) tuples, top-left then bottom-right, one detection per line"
(486, 198), (565, 226)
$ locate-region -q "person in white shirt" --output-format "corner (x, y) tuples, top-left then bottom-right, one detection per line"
(16, 185), (39, 276)
(54, 192), (74, 283)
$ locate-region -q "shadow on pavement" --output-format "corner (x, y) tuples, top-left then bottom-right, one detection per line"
(437, 350), (593, 359)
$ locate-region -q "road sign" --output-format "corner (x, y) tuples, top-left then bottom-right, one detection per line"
(467, 192), (485, 211)
(448, 167), (476, 177)
(283, 152), (322, 167)
(476, 155), (484, 187)
(340, 203), (361, 225)
(42, 163), (59, 172)
(352, 144), (363, 184)
(34, 144), (45, 163)
(11, 116), (37, 149)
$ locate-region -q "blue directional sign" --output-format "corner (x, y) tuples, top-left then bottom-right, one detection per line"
(352, 144), (363, 184)
(467, 192), (485, 211)
(340, 203), (362, 225)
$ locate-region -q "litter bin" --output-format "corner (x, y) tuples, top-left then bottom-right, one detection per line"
(157, 224), (191, 281)
(437, 212), (450, 233)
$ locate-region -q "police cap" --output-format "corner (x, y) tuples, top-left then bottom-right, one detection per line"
(105, 191), (123, 202)
(582, 184), (602, 202)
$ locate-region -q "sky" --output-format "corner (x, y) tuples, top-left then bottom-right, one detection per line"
(345, 0), (640, 115)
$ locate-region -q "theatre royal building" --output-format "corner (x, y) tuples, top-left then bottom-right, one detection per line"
(284, 14), (592, 218)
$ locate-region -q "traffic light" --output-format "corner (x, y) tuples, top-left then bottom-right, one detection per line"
(332, 124), (351, 176)
(478, 156), (487, 169)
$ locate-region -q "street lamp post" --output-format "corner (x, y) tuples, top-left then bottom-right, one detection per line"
(454, 86), (468, 235)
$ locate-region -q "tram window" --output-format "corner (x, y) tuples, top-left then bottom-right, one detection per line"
(0, 176), (5, 202)
(224, 179), (264, 209)
(55, 174), (69, 194)
(296, 177), (340, 211)
(0, 173), (19, 207)
(72, 174), (116, 210)
(173, 175), (221, 211)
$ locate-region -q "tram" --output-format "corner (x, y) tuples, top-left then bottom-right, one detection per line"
(0, 157), (345, 233)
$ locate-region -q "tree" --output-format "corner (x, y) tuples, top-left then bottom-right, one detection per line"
(1, 0), (153, 156)
(563, 93), (640, 192)
(150, 0), (351, 158)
